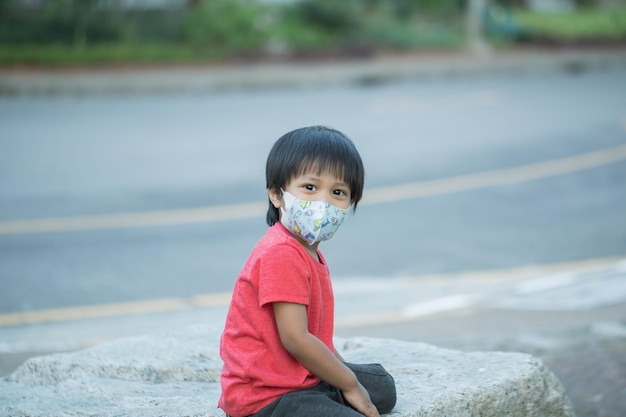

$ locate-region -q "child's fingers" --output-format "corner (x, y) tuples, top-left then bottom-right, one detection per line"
(342, 384), (380, 417)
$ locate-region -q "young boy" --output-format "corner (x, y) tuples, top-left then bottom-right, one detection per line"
(218, 126), (396, 417)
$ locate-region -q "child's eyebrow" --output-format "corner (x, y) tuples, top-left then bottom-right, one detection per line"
(298, 175), (349, 187)
(296, 175), (320, 182)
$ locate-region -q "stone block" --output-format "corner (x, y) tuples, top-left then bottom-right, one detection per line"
(0, 324), (574, 417)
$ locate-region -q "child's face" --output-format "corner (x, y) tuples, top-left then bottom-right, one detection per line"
(278, 170), (352, 210)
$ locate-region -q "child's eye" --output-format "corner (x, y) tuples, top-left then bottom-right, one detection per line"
(304, 184), (317, 191)
(333, 189), (348, 197)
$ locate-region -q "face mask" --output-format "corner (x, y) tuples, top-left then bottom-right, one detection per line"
(280, 190), (349, 245)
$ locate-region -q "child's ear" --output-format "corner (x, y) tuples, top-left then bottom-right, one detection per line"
(268, 188), (282, 209)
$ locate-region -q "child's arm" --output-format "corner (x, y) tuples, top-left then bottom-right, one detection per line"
(334, 347), (346, 362)
(273, 302), (380, 417)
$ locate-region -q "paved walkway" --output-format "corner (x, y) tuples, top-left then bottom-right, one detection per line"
(334, 258), (626, 417)
(1, 47), (626, 95)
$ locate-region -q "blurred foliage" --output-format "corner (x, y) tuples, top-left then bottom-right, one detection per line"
(515, 9), (626, 41)
(272, 0), (465, 52)
(183, 0), (268, 57)
(0, 0), (624, 66)
(0, 42), (198, 66)
(0, 0), (118, 45)
(0, 0), (185, 45)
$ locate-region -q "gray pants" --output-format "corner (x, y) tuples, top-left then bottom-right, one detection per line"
(248, 363), (396, 417)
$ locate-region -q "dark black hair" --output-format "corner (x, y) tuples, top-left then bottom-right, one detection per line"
(265, 125), (365, 226)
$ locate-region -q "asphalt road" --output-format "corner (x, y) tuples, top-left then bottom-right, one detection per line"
(1, 63), (626, 416)
(1, 67), (625, 312)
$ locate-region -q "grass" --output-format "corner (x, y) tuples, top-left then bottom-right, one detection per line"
(515, 8), (626, 41)
(0, 43), (217, 67)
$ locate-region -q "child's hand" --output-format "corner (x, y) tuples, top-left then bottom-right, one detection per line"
(342, 383), (381, 417)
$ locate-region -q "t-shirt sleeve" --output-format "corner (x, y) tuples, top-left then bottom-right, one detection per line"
(258, 244), (311, 308)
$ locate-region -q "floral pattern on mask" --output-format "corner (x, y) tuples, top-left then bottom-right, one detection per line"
(280, 191), (348, 245)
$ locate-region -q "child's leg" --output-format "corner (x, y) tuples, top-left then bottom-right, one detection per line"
(249, 382), (363, 417)
(345, 363), (396, 414)
(248, 365), (396, 417)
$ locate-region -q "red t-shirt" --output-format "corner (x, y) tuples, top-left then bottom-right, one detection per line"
(218, 223), (335, 417)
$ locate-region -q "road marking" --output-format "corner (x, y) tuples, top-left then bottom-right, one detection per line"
(362, 143), (626, 204)
(334, 255), (626, 327)
(402, 294), (477, 317)
(0, 293), (232, 327)
(1, 144), (625, 235)
(0, 255), (622, 327)
(0, 201), (266, 235)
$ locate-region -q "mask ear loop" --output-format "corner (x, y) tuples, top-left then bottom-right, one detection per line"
(278, 189), (292, 214)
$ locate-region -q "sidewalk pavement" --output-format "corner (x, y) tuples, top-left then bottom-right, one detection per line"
(1, 47), (626, 96)
(335, 259), (626, 417)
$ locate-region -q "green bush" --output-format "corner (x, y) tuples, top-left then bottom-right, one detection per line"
(117, 8), (187, 43)
(360, 12), (464, 50)
(0, 0), (122, 45)
(515, 8), (626, 41)
(4, 0), (575, 66)
(183, 0), (269, 57)
(265, 0), (365, 54)
(270, 0), (464, 54)
(360, 16), (423, 49)
(288, 0), (362, 33)
(269, 17), (337, 53)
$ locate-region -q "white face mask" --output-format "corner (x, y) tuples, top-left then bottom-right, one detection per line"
(280, 190), (349, 245)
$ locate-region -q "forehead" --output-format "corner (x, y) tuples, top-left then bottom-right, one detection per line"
(292, 170), (348, 185)
(294, 159), (346, 182)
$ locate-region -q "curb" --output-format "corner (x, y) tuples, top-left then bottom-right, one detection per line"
(1, 47), (626, 96)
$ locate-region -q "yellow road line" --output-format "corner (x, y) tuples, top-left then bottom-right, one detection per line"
(362, 143), (626, 204)
(1, 255), (622, 327)
(0, 143), (625, 235)
(0, 201), (266, 235)
(0, 293), (232, 327)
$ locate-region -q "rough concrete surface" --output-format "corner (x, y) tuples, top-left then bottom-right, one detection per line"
(0, 324), (574, 417)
